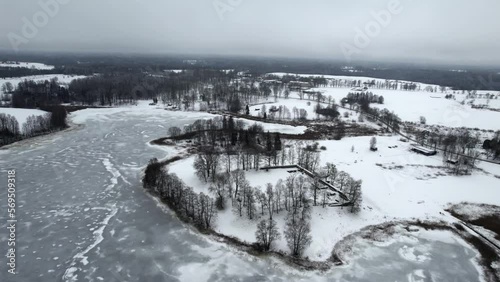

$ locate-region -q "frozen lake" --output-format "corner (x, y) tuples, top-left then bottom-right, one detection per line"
(0, 105), (483, 281)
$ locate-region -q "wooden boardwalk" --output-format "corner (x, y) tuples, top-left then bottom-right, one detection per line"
(260, 164), (350, 201)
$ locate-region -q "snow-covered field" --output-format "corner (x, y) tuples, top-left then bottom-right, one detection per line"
(164, 69), (185, 73)
(0, 61), (55, 70)
(311, 87), (500, 130)
(169, 135), (500, 261)
(268, 72), (444, 90)
(249, 98), (358, 122)
(266, 72), (500, 129)
(0, 74), (88, 94)
(237, 117), (307, 134)
(0, 108), (48, 131)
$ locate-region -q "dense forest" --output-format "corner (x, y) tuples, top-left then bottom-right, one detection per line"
(4, 69), (235, 108)
(1, 52), (499, 90)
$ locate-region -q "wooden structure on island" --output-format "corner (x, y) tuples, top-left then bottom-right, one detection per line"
(259, 164), (350, 203)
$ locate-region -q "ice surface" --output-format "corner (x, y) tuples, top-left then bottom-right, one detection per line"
(0, 101), (491, 281)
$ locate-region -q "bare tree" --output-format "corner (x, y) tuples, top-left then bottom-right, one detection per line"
(199, 193), (218, 229)
(265, 183), (275, 219)
(284, 216), (311, 257)
(325, 163), (338, 184)
(255, 219), (281, 251)
(308, 174), (322, 206)
(347, 179), (363, 213)
(275, 179), (284, 213)
(231, 169), (246, 199)
(255, 190), (267, 216)
(194, 152), (220, 182)
(335, 171), (351, 193)
(244, 183), (256, 219)
(209, 173), (230, 210)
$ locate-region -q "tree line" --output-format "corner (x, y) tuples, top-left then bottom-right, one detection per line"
(404, 124), (494, 174)
(0, 67), (60, 80)
(151, 116), (364, 256)
(11, 78), (70, 108)
(0, 106), (67, 146)
(4, 68), (239, 108)
(342, 92), (385, 109)
(178, 122), (361, 256)
(191, 157), (362, 256)
(143, 158), (217, 230)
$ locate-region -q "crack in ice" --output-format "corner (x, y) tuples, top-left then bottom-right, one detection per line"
(101, 156), (131, 190)
(62, 205), (118, 282)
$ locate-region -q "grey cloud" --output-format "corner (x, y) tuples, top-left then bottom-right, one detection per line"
(0, 0), (499, 66)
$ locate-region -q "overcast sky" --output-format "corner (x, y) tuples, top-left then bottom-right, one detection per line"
(0, 0), (499, 66)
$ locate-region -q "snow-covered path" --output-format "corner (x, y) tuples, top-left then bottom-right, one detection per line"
(0, 105), (484, 282)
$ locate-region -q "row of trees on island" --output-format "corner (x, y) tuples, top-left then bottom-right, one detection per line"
(143, 117), (363, 257)
(142, 156), (316, 257)
(192, 151), (361, 256)
(167, 117), (361, 256)
(143, 158), (218, 230)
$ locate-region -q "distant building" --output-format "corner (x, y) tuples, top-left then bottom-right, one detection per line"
(410, 145), (437, 156)
(289, 81), (311, 91)
(262, 79), (281, 85)
(351, 87), (367, 92)
(303, 90), (322, 95)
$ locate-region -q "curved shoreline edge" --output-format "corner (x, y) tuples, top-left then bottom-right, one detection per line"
(0, 121), (84, 150)
(143, 146), (500, 280)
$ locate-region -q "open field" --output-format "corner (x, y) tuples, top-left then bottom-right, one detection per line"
(266, 72), (500, 130)
(0, 62), (55, 70)
(0, 74), (88, 95)
(307, 87), (500, 130)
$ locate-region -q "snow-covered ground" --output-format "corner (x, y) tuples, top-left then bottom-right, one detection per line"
(237, 117), (307, 134)
(265, 72), (500, 129)
(0, 74), (88, 94)
(164, 69), (185, 73)
(249, 98), (357, 122)
(0, 61), (55, 70)
(0, 107), (49, 132)
(311, 87), (500, 130)
(268, 72), (444, 90)
(169, 135), (500, 261)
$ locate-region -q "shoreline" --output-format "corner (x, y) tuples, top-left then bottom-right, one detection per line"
(0, 121), (84, 150)
(144, 143), (500, 279)
(0, 105), (111, 150)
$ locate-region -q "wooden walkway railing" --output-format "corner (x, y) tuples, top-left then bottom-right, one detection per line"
(260, 164), (350, 201)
